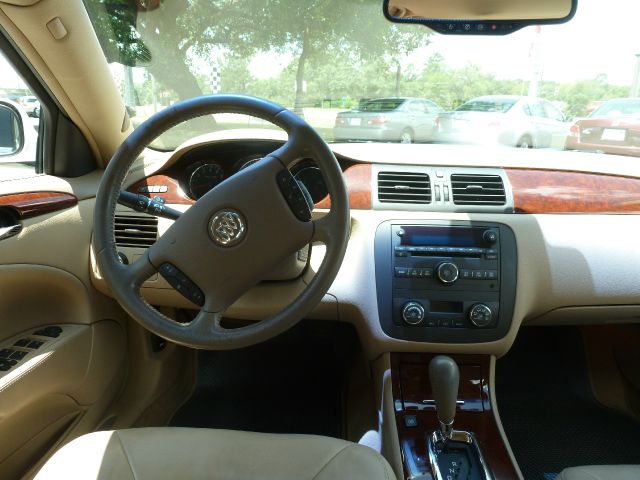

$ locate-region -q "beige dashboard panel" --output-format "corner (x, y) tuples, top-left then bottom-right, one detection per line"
(320, 210), (640, 359)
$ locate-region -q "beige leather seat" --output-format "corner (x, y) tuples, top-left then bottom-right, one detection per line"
(34, 428), (396, 480)
(557, 465), (640, 480)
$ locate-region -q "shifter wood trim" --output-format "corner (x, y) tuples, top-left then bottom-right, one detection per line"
(391, 353), (519, 479)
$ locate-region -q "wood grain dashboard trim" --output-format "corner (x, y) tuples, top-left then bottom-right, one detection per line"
(315, 163), (372, 210)
(506, 169), (640, 214)
(0, 192), (78, 219)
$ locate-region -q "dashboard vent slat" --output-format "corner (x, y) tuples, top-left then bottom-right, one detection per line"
(114, 215), (158, 248)
(378, 172), (431, 204)
(451, 174), (506, 206)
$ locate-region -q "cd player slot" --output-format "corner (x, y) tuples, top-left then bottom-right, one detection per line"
(409, 251), (482, 258)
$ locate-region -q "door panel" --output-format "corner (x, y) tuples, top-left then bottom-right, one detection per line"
(0, 173), (128, 479)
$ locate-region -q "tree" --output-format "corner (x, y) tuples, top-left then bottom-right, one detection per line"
(236, 0), (432, 112)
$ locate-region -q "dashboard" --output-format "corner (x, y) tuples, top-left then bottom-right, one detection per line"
(90, 133), (640, 359)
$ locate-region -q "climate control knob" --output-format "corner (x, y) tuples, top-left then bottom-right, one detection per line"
(469, 303), (493, 328)
(402, 302), (425, 325)
(436, 262), (459, 284)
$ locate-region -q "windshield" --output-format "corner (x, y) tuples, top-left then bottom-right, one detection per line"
(84, 0), (640, 157)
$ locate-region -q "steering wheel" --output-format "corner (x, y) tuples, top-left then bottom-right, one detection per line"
(94, 95), (350, 349)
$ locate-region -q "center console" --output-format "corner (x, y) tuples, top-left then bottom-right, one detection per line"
(375, 221), (517, 343)
(390, 353), (519, 479)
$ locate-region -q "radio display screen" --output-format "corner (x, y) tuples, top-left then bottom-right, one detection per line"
(400, 226), (484, 246)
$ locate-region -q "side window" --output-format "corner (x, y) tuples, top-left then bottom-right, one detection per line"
(544, 102), (565, 122)
(530, 101), (548, 119)
(0, 52), (40, 178)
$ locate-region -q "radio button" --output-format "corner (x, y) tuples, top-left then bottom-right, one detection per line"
(402, 302), (425, 325)
(485, 248), (498, 260)
(453, 317), (465, 328)
(394, 267), (409, 277)
(471, 270), (484, 279)
(460, 269), (472, 279)
(437, 262), (459, 284)
(438, 317), (453, 328)
(487, 270), (498, 280)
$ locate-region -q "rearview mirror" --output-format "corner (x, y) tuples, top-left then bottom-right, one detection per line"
(383, 0), (577, 35)
(0, 103), (24, 157)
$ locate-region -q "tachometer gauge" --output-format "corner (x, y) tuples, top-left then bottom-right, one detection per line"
(188, 163), (225, 199)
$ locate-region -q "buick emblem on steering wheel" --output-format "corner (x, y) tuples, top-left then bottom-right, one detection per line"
(209, 209), (246, 247)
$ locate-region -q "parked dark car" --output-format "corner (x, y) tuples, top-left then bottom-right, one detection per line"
(334, 97), (443, 143)
(565, 98), (640, 157)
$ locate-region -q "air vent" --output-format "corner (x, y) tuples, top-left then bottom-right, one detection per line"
(378, 171), (431, 204)
(114, 215), (158, 248)
(451, 174), (506, 206)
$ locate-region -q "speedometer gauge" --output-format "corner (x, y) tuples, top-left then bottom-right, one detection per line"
(188, 163), (225, 199)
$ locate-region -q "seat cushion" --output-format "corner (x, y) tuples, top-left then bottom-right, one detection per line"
(557, 465), (640, 480)
(34, 427), (396, 480)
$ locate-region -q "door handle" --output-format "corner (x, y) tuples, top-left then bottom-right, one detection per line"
(0, 224), (22, 241)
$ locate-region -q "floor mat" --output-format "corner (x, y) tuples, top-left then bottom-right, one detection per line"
(496, 327), (640, 480)
(170, 321), (356, 438)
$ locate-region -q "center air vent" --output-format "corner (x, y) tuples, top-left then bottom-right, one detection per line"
(451, 174), (506, 206)
(114, 215), (158, 248)
(378, 171), (431, 204)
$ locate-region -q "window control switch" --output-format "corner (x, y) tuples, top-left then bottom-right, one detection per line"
(13, 338), (30, 347)
(10, 351), (27, 360)
(27, 341), (44, 349)
(0, 348), (14, 359)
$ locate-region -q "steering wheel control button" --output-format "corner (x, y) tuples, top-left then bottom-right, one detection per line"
(276, 170), (312, 222)
(402, 301), (426, 325)
(159, 263), (205, 307)
(208, 209), (246, 247)
(436, 262), (459, 284)
(469, 304), (493, 328)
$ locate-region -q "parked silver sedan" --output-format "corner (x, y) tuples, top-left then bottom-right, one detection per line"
(334, 97), (443, 143)
(436, 95), (568, 148)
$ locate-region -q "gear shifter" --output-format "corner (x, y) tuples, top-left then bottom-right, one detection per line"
(429, 355), (460, 440)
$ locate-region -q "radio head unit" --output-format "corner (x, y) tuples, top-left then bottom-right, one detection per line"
(375, 221), (517, 344)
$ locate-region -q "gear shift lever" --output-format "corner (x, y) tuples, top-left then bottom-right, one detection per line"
(429, 355), (460, 440)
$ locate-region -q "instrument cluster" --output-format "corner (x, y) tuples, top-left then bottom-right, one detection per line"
(173, 141), (329, 203)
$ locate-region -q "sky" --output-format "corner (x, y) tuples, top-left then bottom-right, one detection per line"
(1, 0), (639, 91)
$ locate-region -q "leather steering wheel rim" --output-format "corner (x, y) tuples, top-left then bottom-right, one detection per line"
(94, 95), (350, 349)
